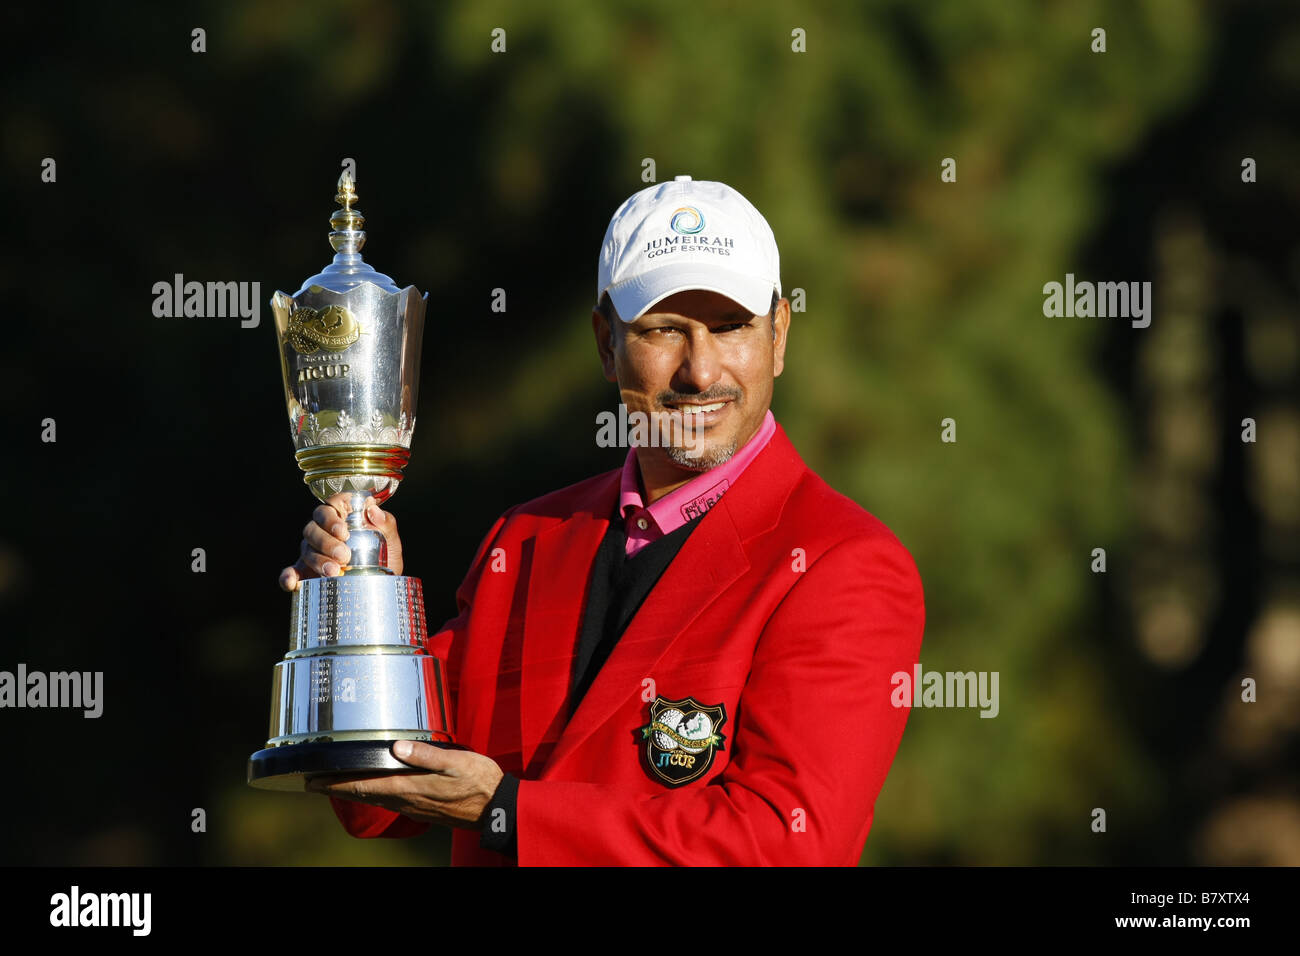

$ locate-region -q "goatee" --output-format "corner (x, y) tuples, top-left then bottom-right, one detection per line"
(666, 440), (737, 471)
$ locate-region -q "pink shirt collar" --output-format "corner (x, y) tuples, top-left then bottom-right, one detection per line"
(618, 409), (776, 556)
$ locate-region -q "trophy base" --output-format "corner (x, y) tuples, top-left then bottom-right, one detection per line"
(247, 738), (461, 791)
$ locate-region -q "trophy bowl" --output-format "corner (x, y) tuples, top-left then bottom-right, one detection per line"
(248, 172), (455, 791)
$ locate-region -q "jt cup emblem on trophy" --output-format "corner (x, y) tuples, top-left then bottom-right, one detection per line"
(248, 172), (454, 790)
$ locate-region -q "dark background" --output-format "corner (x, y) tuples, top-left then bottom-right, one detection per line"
(2, 0), (1297, 865)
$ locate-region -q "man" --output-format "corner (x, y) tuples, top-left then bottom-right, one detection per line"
(279, 176), (926, 865)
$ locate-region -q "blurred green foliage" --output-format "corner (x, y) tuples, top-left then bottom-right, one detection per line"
(5, 0), (1295, 866)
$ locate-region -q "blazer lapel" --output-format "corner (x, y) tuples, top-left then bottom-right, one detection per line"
(518, 479), (616, 772)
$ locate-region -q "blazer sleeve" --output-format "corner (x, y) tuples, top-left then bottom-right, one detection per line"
(514, 531), (926, 865)
(327, 508), (514, 839)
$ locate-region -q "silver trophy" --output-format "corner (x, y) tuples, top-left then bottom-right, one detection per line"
(248, 172), (454, 791)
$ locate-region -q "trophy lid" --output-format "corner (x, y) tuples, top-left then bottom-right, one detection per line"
(293, 171), (401, 295)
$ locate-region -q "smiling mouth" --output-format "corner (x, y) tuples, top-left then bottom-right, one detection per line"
(666, 400), (731, 416)
(660, 398), (733, 416)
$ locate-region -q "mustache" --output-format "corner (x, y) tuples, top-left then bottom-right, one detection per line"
(656, 387), (742, 406)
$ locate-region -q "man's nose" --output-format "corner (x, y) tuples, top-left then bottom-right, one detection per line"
(673, 328), (723, 392)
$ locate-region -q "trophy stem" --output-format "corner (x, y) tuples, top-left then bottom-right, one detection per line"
(343, 492), (391, 575)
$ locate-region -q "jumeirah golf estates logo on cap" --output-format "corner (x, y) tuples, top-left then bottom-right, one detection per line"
(639, 695), (727, 786)
(670, 205), (705, 235)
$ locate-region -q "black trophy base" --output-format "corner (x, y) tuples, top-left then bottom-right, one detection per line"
(247, 738), (462, 791)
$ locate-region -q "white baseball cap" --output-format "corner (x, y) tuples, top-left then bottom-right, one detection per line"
(596, 175), (781, 321)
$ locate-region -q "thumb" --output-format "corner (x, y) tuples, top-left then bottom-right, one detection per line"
(363, 495), (388, 528)
(392, 739), (453, 772)
(363, 496), (403, 564)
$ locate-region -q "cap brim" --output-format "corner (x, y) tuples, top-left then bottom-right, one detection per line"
(607, 266), (776, 321)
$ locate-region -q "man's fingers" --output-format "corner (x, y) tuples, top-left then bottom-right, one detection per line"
(277, 497), (355, 591)
(313, 503), (350, 538)
(310, 783), (393, 807)
(309, 771), (418, 798)
(278, 555), (332, 593)
(303, 519), (351, 564)
(298, 539), (342, 578)
(322, 493), (353, 522)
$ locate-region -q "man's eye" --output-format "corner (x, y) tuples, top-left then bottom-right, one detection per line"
(642, 323), (747, 336)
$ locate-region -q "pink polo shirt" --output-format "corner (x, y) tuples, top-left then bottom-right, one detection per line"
(618, 409), (776, 556)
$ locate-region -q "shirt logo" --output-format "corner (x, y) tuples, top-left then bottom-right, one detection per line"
(680, 479), (729, 522)
(639, 695), (727, 786)
(670, 205), (705, 235)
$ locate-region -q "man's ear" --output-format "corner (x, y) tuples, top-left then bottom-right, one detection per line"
(771, 297), (791, 378)
(592, 309), (618, 382)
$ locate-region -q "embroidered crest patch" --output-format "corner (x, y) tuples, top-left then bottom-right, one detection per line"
(639, 695), (727, 786)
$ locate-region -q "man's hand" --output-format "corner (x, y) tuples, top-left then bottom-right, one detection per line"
(305, 741), (505, 830)
(278, 493), (404, 591)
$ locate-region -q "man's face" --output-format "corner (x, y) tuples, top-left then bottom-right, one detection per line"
(594, 289), (790, 473)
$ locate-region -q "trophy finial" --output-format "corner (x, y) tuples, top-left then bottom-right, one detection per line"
(291, 169), (398, 294)
(329, 171), (366, 255)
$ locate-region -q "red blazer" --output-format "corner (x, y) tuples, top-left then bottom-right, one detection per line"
(329, 423), (925, 865)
